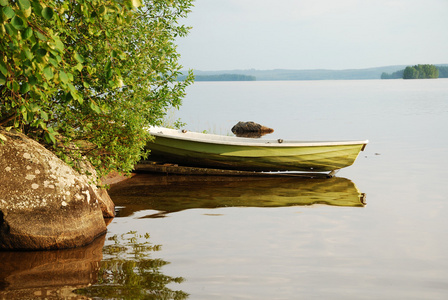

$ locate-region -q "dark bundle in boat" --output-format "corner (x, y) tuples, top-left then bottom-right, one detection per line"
(231, 121), (274, 138)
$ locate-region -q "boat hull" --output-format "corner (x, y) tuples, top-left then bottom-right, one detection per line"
(146, 128), (367, 172)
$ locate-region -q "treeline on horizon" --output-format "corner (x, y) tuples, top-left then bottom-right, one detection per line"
(381, 64), (448, 79)
(178, 74), (256, 81)
(177, 64), (448, 81)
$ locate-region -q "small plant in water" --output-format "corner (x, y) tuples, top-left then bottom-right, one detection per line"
(74, 231), (188, 299)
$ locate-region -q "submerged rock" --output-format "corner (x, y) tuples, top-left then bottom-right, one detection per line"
(0, 129), (108, 250)
(231, 121), (274, 138)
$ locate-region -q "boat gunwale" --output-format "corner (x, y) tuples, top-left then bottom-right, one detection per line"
(148, 127), (369, 148)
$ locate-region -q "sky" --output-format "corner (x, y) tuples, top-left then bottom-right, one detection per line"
(176, 0), (448, 71)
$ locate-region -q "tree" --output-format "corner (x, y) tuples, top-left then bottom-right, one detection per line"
(403, 66), (419, 79)
(421, 64), (438, 78)
(1, 0), (194, 178)
(403, 64), (438, 79)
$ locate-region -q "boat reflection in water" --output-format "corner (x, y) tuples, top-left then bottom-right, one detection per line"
(108, 174), (366, 218)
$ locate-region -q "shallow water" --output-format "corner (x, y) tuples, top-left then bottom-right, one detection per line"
(1, 79), (448, 299)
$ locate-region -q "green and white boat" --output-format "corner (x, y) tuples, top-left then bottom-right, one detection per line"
(146, 127), (368, 174)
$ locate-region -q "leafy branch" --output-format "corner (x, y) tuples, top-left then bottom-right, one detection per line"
(1, 0), (194, 179)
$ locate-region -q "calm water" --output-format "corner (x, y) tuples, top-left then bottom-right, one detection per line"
(1, 79), (448, 299)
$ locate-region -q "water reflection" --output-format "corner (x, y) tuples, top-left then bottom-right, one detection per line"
(0, 229), (187, 299)
(0, 234), (104, 299)
(108, 174), (366, 217)
(74, 231), (188, 299)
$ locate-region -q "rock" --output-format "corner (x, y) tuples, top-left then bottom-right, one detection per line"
(74, 157), (115, 218)
(0, 128), (108, 250)
(231, 121), (274, 138)
(96, 188), (115, 218)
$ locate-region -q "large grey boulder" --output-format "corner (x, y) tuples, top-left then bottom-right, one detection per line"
(0, 129), (108, 250)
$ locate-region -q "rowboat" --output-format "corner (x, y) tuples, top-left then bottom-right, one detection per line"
(146, 127), (368, 174)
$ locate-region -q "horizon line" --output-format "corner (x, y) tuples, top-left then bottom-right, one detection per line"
(181, 63), (448, 72)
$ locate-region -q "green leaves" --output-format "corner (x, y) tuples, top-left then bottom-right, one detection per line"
(0, 73), (6, 85)
(2, 5), (14, 19)
(21, 27), (33, 39)
(4, 23), (16, 36)
(41, 6), (53, 20)
(34, 30), (47, 41)
(36, 48), (47, 57)
(1, 0), (194, 180)
(51, 35), (64, 52)
(98, 5), (106, 15)
(0, 60), (7, 76)
(44, 130), (56, 144)
(28, 74), (37, 85)
(105, 60), (112, 79)
(40, 110), (48, 121)
(89, 101), (101, 114)
(17, 0), (30, 11)
(17, 0), (31, 17)
(11, 15), (26, 30)
(19, 82), (30, 93)
(403, 64), (439, 79)
(43, 65), (54, 80)
(74, 52), (84, 63)
(59, 70), (68, 83)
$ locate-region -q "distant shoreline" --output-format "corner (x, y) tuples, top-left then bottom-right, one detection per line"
(178, 64), (448, 81)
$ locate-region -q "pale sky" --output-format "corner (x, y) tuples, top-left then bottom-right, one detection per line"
(177, 0), (448, 71)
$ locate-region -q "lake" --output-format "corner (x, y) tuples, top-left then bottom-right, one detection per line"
(1, 79), (448, 299)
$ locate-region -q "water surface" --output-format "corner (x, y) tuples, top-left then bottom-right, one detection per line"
(2, 79), (448, 299)
(114, 79), (448, 299)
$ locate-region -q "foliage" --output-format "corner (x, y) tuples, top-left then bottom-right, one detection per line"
(0, 0), (194, 178)
(381, 64), (444, 80)
(403, 64), (439, 79)
(74, 231), (189, 299)
(381, 69), (404, 79)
